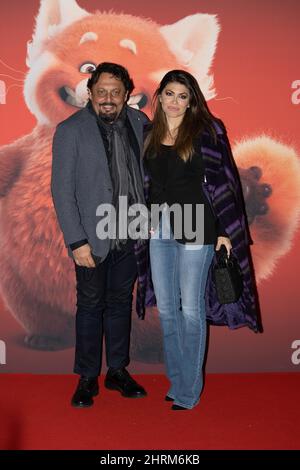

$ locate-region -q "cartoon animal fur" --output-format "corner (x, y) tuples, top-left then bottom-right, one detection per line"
(0, 0), (300, 360)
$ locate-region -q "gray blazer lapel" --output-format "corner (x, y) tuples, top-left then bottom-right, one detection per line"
(81, 107), (112, 183)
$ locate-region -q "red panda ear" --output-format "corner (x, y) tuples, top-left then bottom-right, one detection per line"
(27, 0), (90, 66)
(159, 14), (220, 101)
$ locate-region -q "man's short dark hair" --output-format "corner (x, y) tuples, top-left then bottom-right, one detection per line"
(87, 62), (134, 101)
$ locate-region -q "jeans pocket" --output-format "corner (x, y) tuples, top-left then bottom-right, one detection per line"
(184, 244), (204, 251)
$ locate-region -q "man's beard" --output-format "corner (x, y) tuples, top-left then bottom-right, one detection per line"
(99, 103), (118, 123)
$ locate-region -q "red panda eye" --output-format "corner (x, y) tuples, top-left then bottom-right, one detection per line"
(79, 63), (96, 74)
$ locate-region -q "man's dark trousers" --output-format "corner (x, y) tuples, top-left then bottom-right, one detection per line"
(73, 241), (137, 377)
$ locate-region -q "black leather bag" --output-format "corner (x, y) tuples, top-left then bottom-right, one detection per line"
(213, 246), (243, 304)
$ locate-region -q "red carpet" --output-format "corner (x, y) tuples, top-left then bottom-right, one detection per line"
(0, 373), (299, 450)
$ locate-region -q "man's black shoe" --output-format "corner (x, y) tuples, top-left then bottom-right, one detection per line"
(105, 368), (147, 398)
(71, 376), (99, 408)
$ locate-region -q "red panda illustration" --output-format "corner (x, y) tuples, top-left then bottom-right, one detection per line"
(0, 0), (300, 362)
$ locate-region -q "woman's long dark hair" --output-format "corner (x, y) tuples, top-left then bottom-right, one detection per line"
(145, 70), (218, 161)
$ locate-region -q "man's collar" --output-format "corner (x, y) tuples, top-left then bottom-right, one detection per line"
(86, 100), (98, 119)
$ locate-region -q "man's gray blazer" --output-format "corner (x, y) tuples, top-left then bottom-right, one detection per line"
(51, 104), (149, 260)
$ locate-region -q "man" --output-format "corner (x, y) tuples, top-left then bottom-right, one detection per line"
(51, 62), (149, 407)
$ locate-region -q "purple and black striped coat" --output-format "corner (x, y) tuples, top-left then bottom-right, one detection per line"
(134, 120), (261, 333)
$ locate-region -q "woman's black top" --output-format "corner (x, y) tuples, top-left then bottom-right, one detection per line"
(144, 144), (227, 245)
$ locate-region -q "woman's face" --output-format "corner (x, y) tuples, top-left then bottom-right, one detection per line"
(159, 81), (190, 119)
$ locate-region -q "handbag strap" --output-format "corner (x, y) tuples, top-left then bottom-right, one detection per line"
(216, 244), (230, 266)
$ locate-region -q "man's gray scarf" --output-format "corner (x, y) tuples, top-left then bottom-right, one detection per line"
(98, 106), (146, 250)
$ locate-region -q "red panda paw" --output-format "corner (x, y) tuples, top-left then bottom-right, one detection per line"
(239, 166), (272, 225)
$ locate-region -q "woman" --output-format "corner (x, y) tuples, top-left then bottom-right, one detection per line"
(143, 70), (260, 411)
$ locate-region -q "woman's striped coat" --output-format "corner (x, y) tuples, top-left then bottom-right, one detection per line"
(135, 120), (261, 333)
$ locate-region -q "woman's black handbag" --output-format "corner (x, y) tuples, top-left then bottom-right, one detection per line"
(213, 245), (243, 304)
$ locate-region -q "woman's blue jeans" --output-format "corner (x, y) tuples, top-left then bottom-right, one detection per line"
(150, 209), (214, 409)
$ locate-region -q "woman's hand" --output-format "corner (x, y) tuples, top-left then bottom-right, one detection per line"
(215, 236), (232, 257)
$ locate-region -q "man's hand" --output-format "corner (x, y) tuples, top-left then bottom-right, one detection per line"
(215, 236), (232, 257)
(73, 243), (96, 268)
